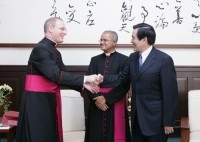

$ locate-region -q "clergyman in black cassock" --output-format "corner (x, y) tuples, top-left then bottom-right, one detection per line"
(15, 17), (101, 142)
(84, 30), (131, 142)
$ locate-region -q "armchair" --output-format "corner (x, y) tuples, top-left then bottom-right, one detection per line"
(181, 90), (200, 142)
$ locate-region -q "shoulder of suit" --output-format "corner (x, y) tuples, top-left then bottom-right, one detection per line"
(153, 48), (173, 62)
(115, 51), (128, 58)
(129, 51), (138, 57)
(154, 48), (171, 57)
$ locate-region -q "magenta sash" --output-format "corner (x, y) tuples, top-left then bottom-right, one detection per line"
(100, 88), (126, 142)
(25, 75), (63, 142)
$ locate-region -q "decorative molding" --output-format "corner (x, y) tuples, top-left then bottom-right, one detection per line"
(0, 43), (200, 48)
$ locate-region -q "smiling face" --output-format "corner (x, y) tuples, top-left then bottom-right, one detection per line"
(45, 18), (67, 44)
(99, 32), (117, 53)
(131, 28), (148, 53)
(49, 19), (67, 43)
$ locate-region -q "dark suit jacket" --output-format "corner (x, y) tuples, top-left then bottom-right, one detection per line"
(130, 47), (179, 136)
(104, 47), (179, 136)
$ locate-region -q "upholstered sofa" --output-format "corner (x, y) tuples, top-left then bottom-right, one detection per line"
(61, 90), (85, 142)
(181, 90), (200, 142)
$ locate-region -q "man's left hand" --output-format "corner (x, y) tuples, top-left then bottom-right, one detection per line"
(164, 126), (174, 135)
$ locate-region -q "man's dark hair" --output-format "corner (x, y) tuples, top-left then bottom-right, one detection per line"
(133, 23), (156, 45)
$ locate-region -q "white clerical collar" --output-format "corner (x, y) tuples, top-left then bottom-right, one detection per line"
(105, 50), (116, 56)
(46, 37), (57, 46)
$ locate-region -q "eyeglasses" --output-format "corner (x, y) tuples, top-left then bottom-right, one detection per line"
(99, 39), (112, 43)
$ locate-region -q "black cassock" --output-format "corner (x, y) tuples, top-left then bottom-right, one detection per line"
(84, 52), (131, 142)
(15, 37), (84, 142)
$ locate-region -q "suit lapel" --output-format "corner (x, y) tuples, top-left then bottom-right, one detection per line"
(137, 47), (157, 78)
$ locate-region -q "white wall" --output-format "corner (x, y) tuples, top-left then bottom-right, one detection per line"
(1, 0), (200, 66)
(1, 0), (200, 44)
(0, 47), (199, 66)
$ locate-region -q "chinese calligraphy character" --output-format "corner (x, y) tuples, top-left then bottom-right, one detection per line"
(87, 0), (96, 6)
(86, 0), (96, 26)
(119, 1), (135, 33)
(194, 0), (200, 7)
(154, 14), (168, 29)
(50, 0), (58, 17)
(192, 22), (200, 33)
(154, 2), (169, 29)
(66, 4), (80, 24)
(155, 2), (169, 10)
(172, 6), (183, 24)
(192, 14), (200, 18)
(141, 6), (148, 23)
(191, 0), (200, 33)
(86, 10), (95, 26)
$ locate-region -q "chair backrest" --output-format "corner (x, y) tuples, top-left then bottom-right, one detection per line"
(188, 90), (200, 132)
(61, 90), (85, 132)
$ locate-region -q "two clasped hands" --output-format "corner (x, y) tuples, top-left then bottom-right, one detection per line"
(83, 74), (109, 111)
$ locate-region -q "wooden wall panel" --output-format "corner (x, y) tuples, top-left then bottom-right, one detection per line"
(0, 66), (26, 112)
(176, 78), (188, 119)
(191, 78), (200, 89)
(176, 67), (200, 119)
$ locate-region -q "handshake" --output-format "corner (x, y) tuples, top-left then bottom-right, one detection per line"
(84, 74), (108, 111)
(83, 74), (103, 93)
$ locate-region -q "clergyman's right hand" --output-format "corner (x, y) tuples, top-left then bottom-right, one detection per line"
(93, 96), (109, 111)
(83, 83), (100, 94)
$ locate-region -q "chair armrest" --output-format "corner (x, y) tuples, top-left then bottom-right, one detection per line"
(181, 117), (189, 129)
(181, 117), (189, 142)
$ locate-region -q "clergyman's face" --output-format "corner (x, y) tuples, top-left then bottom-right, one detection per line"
(99, 33), (116, 53)
(51, 20), (67, 43)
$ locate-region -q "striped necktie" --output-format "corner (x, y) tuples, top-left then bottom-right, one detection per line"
(139, 54), (143, 70)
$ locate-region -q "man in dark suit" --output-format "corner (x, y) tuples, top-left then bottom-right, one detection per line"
(104, 23), (179, 142)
